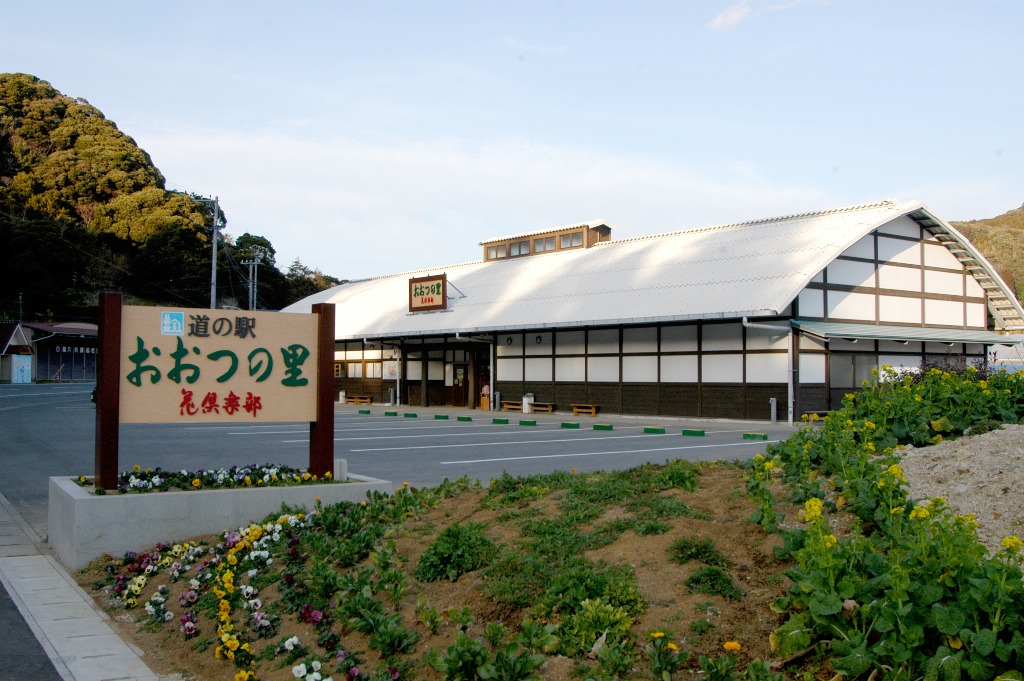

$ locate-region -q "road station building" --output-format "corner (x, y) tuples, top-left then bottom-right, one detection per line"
(284, 200), (1024, 422)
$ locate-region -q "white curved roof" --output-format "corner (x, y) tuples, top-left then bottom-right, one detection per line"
(284, 199), (1024, 339)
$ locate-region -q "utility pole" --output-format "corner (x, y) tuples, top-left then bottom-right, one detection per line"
(209, 196), (220, 309)
(242, 258), (259, 310)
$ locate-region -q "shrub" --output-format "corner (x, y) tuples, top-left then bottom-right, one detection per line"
(684, 566), (744, 601)
(667, 535), (730, 567)
(416, 521), (495, 582)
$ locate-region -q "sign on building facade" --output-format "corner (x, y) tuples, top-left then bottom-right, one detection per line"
(408, 274), (447, 312)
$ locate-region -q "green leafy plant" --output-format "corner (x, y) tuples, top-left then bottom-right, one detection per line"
(433, 630), (490, 681)
(667, 534), (731, 567)
(642, 631), (687, 681)
(416, 521), (495, 582)
(478, 642), (545, 681)
(684, 566), (744, 600)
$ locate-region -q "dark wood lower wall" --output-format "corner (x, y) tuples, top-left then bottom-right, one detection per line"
(495, 381), (790, 420)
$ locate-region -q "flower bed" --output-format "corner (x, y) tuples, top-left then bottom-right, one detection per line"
(49, 458), (393, 571)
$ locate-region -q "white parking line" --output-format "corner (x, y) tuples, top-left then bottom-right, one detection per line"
(342, 433), (751, 452)
(441, 440), (780, 464)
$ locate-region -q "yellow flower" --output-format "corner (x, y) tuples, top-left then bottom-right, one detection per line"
(909, 506), (930, 520)
(823, 534), (838, 549)
(303, 472), (311, 481)
(890, 506), (904, 516)
(650, 631), (665, 639)
(803, 498), (823, 522)
(219, 599), (231, 614)
(885, 464), (905, 481)
(666, 642), (679, 651)
(192, 478), (201, 488)
(78, 475), (86, 483)
(134, 465), (141, 473)
(314, 496), (321, 503)
(1001, 536), (1023, 552)
(723, 640), (742, 652)
(212, 586), (225, 599)
(244, 476), (251, 486)
(325, 471), (333, 479)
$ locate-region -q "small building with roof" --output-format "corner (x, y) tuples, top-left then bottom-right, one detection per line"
(22, 321), (98, 382)
(0, 321), (34, 383)
(284, 200), (1024, 422)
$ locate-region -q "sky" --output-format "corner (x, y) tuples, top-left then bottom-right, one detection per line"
(5, 1), (1023, 281)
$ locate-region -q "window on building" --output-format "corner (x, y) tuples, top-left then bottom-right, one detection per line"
(334, 362), (344, 378)
(560, 232), (583, 249)
(509, 240), (531, 257)
(366, 362), (382, 378)
(487, 244), (508, 259)
(347, 362), (363, 378)
(534, 236), (555, 252)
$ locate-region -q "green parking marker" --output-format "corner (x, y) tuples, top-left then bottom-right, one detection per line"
(593, 424), (614, 431)
(457, 416), (473, 422)
(561, 422), (580, 429)
(434, 414), (449, 420)
(384, 411), (398, 417)
(644, 426), (666, 434)
(519, 419), (537, 427)
(743, 432), (768, 440)
(682, 429), (705, 436)
(492, 417), (509, 425)
(358, 409), (371, 415)
(404, 412), (418, 418)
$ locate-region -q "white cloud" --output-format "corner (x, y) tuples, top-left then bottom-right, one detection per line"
(708, 0), (818, 30)
(136, 125), (827, 282)
(500, 36), (568, 54)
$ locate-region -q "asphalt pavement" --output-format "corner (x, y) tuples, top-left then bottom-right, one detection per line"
(0, 383), (797, 680)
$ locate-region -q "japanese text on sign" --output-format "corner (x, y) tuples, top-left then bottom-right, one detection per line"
(408, 274), (447, 312)
(118, 306), (318, 424)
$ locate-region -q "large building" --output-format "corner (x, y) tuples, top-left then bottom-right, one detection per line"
(284, 200), (1024, 423)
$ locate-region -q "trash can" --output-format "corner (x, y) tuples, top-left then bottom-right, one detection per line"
(480, 392), (490, 410)
(337, 390), (345, 403)
(522, 393), (535, 414)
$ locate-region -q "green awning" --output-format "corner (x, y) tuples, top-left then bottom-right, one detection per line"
(791, 320), (1016, 345)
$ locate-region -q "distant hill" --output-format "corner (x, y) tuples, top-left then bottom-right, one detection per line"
(951, 205), (1024, 304)
(0, 73), (340, 322)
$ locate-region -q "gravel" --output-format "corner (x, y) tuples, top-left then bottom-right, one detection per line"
(899, 424), (1024, 556)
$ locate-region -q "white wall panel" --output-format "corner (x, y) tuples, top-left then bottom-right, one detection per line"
(660, 355), (697, 382)
(924, 270), (964, 296)
(798, 289), (824, 317)
(701, 354), (742, 382)
(841, 235), (875, 259)
(878, 236), (921, 265)
(524, 358), (552, 381)
(827, 291), (876, 321)
(879, 295), (922, 324)
(623, 327), (657, 353)
(588, 329), (619, 353)
(924, 299), (964, 326)
(878, 264), (922, 292)
(799, 335), (826, 350)
(623, 355), (658, 382)
(556, 331), (586, 354)
(496, 334), (522, 356)
(877, 216), (921, 239)
(587, 356), (619, 382)
(497, 357), (523, 381)
(827, 259), (876, 287)
(798, 353), (826, 383)
(702, 323), (743, 351)
(924, 243), (963, 269)
(555, 357), (585, 381)
(966, 303), (986, 328)
(363, 349), (382, 360)
(660, 325), (698, 351)
(429, 361), (444, 380)
(746, 353), (787, 383)
(406, 362), (422, 380)
(525, 332), (552, 356)
(746, 326), (789, 350)
(879, 340), (922, 353)
(878, 354), (922, 371)
(966, 276), (984, 297)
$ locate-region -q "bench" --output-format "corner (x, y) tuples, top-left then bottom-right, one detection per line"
(501, 400), (523, 411)
(572, 403), (599, 416)
(343, 395), (372, 405)
(531, 402), (555, 413)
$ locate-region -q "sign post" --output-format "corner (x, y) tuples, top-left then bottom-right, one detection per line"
(94, 294), (334, 489)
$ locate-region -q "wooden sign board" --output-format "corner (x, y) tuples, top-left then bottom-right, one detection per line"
(409, 274), (447, 312)
(118, 306), (319, 423)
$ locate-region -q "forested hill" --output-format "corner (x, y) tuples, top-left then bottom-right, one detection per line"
(0, 73), (340, 322)
(952, 206), (1024, 305)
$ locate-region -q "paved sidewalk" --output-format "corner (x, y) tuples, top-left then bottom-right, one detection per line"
(0, 492), (158, 681)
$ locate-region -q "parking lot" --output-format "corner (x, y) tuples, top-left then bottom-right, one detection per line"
(0, 385), (797, 538)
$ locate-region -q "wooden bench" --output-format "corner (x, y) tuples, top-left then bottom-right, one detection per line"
(501, 400), (523, 411)
(531, 402), (555, 413)
(572, 403), (599, 416)
(343, 395), (372, 405)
